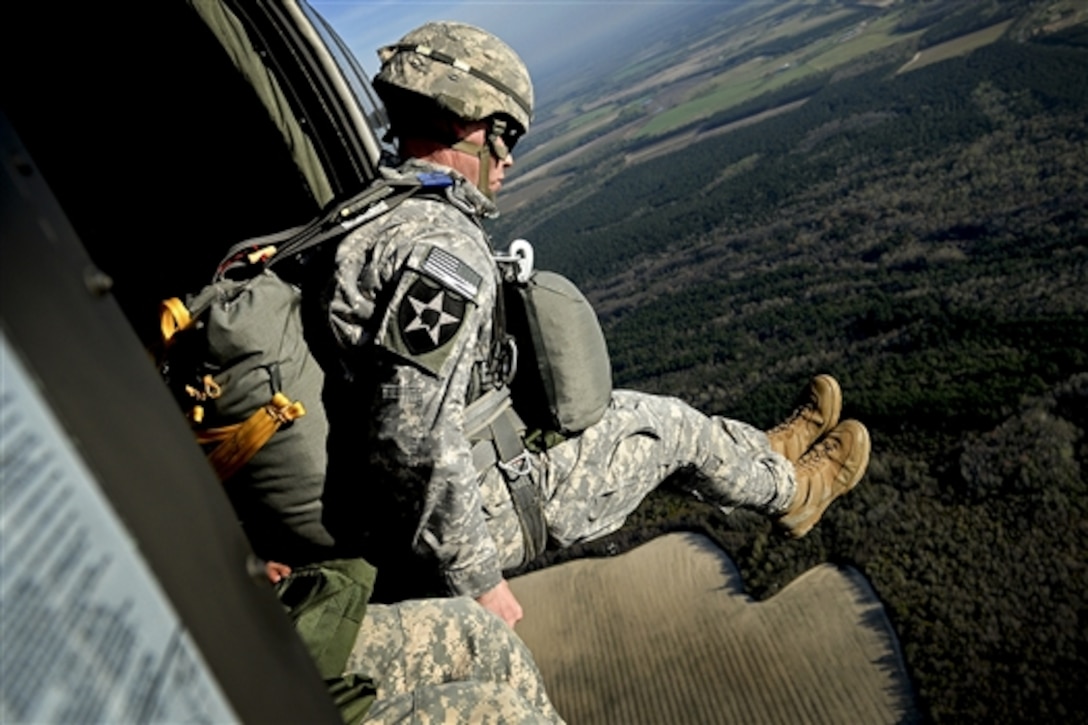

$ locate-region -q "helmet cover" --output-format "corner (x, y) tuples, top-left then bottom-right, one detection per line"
(375, 21), (533, 133)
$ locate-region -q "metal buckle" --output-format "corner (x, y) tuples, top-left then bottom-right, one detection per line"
(498, 451), (533, 478)
(493, 239), (534, 283)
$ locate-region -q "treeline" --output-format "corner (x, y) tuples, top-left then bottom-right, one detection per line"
(1036, 20), (1088, 48)
(499, 31), (1088, 724)
(892, 0), (1030, 47)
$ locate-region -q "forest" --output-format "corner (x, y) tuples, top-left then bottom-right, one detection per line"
(496, 16), (1088, 725)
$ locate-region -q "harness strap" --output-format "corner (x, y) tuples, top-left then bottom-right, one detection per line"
(466, 390), (547, 563)
(213, 175), (450, 281)
(464, 386), (514, 439)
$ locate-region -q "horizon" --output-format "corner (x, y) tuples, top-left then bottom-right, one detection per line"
(309, 1), (717, 94)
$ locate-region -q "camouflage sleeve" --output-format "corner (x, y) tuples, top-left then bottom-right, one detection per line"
(331, 217), (503, 598)
(348, 598), (563, 723)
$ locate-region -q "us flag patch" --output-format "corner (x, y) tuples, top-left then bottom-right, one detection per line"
(421, 247), (482, 301)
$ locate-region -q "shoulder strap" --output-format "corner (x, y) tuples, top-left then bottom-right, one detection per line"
(214, 172), (455, 281)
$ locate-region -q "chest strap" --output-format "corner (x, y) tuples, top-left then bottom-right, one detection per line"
(465, 389), (547, 563)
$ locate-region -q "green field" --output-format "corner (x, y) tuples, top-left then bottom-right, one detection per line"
(637, 67), (809, 137)
(519, 0), (1024, 168)
(900, 20), (1015, 73)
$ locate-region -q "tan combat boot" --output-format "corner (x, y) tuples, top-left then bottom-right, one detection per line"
(777, 419), (870, 539)
(766, 374), (842, 462)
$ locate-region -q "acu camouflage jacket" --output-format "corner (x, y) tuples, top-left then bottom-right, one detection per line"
(323, 158), (507, 599)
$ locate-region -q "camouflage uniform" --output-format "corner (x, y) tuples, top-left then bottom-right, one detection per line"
(497, 390), (795, 567)
(350, 598), (563, 724)
(275, 559), (562, 723)
(321, 158), (797, 598)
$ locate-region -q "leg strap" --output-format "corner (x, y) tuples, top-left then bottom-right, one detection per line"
(466, 390), (547, 563)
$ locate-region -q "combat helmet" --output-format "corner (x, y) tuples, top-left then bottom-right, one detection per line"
(375, 21), (533, 136)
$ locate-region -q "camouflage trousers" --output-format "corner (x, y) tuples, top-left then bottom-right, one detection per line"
(481, 389), (797, 569)
(347, 597), (564, 724)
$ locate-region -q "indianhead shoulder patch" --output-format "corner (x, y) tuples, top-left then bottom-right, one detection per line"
(397, 275), (468, 356)
(383, 247), (483, 374)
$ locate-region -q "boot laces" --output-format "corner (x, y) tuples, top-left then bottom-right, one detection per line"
(769, 399), (815, 436)
(797, 433), (842, 471)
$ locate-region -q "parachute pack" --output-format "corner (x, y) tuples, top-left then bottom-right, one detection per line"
(497, 256), (613, 440)
(156, 175), (440, 563)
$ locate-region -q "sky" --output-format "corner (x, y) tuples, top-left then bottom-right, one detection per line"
(308, 1), (697, 86)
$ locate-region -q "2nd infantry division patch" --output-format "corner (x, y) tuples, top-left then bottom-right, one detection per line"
(397, 275), (468, 356)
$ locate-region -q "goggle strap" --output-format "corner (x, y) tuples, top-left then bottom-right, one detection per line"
(451, 139), (494, 200)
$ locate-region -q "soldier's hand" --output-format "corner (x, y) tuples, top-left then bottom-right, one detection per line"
(475, 578), (523, 628)
(265, 560), (292, 583)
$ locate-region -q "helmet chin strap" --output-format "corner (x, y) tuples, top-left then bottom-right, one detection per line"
(452, 138), (493, 200)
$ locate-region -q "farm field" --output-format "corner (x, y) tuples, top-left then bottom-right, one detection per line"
(507, 0), (1037, 210)
(635, 11), (922, 138)
(898, 20), (1016, 73)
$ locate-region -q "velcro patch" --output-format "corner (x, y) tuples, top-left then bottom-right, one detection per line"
(397, 276), (467, 356)
(422, 247), (482, 301)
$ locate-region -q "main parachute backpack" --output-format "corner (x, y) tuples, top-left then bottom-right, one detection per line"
(155, 176), (443, 562)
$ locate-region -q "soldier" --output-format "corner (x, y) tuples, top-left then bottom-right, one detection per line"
(315, 21), (871, 628)
(349, 596), (563, 723)
(265, 555), (561, 718)
(266, 559), (564, 723)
